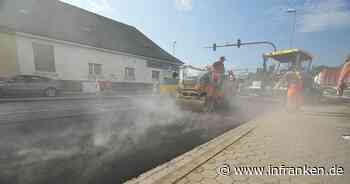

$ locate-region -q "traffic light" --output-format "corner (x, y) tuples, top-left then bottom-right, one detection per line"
(237, 39), (241, 48)
(213, 43), (216, 51)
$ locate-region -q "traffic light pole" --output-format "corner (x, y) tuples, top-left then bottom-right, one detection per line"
(237, 41), (277, 52)
(208, 40), (277, 52)
(206, 39), (278, 91)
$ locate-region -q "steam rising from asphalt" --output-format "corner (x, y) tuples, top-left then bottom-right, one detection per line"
(92, 96), (185, 147)
(1, 96), (275, 184)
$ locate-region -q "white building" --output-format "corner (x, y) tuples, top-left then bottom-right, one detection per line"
(0, 0), (182, 91)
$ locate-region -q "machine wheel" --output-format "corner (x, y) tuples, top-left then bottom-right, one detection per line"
(45, 87), (57, 97)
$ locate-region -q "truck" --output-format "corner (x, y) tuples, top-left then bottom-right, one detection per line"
(315, 67), (350, 96)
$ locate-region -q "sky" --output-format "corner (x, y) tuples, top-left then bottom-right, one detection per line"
(60, 0), (350, 70)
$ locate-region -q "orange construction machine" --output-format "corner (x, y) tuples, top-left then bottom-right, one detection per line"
(316, 64), (350, 96)
(176, 57), (238, 112)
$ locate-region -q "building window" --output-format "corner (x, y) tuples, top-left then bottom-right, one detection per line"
(88, 63), (102, 75)
(124, 67), (135, 80)
(32, 43), (55, 72)
(152, 70), (160, 81)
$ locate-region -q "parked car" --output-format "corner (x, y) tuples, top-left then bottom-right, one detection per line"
(0, 75), (61, 97)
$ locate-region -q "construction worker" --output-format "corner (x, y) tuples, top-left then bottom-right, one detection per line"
(336, 56), (350, 96)
(213, 56), (226, 95)
(212, 56), (226, 73)
(205, 57), (226, 111)
(283, 67), (304, 111)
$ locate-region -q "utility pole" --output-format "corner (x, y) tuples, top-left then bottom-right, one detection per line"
(286, 8), (297, 48)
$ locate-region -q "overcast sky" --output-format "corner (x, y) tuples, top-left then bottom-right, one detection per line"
(60, 0), (350, 70)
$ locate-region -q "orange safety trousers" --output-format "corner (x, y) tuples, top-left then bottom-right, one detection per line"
(287, 83), (304, 109)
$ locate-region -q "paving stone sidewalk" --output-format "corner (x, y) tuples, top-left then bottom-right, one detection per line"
(178, 105), (350, 184)
(125, 104), (350, 184)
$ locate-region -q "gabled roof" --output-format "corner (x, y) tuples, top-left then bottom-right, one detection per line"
(0, 0), (183, 65)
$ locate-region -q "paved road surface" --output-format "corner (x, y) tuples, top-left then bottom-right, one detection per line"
(0, 98), (134, 124)
(0, 96), (279, 184)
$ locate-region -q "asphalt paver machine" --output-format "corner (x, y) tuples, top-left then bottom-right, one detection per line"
(262, 48), (314, 97)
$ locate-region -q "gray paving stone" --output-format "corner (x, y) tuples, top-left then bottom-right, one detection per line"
(200, 178), (217, 184)
(201, 170), (217, 179)
(187, 173), (203, 183)
(215, 176), (234, 184)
